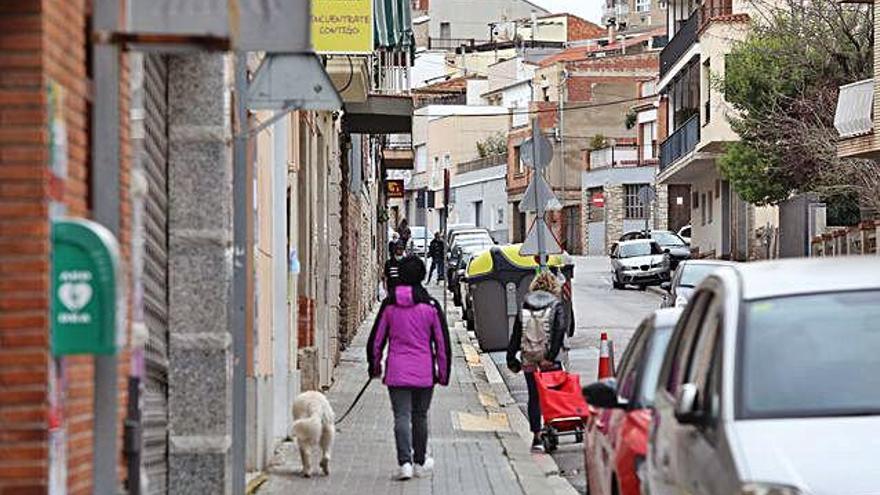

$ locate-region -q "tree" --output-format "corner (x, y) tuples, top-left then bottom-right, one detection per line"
(719, 0), (877, 212)
(475, 132), (507, 158)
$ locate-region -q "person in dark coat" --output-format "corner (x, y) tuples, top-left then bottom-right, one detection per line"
(506, 271), (568, 452)
(426, 232), (445, 284)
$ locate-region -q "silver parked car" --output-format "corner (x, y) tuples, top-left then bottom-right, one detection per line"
(660, 259), (734, 308)
(647, 257), (880, 495)
(610, 239), (671, 290)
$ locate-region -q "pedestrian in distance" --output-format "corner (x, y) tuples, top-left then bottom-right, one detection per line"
(383, 240), (407, 292)
(367, 256), (452, 481)
(398, 218), (411, 246)
(388, 231), (400, 260)
(506, 270), (569, 453)
(426, 231), (445, 284)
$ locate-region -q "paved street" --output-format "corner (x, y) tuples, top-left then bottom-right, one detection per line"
(256, 286), (574, 495)
(490, 256), (661, 493)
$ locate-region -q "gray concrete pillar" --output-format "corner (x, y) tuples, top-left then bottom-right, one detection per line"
(166, 53), (234, 494)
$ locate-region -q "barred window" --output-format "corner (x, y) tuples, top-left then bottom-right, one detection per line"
(624, 184), (649, 219)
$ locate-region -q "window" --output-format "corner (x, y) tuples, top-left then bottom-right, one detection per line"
(692, 191), (699, 210)
(624, 184), (649, 219)
(701, 192), (707, 225)
(443, 153), (451, 168)
(440, 22), (451, 39)
(496, 207), (505, 225)
(661, 290), (712, 395)
(669, 61), (700, 131)
(415, 145), (427, 172)
(433, 156), (439, 172)
(703, 59), (712, 125)
(474, 201), (483, 227)
(636, 0), (651, 13)
(514, 145), (524, 174)
(685, 296), (723, 422)
(617, 322), (650, 401)
(659, 0), (667, 9)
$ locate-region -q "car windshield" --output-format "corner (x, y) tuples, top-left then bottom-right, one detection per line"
(618, 242), (662, 258)
(678, 264), (722, 288)
(409, 227), (427, 239)
(639, 326), (674, 406)
(739, 290), (880, 419)
(651, 231), (686, 247)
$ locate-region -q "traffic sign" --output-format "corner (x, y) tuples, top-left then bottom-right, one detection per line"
(520, 133), (553, 170)
(519, 174), (562, 212)
(519, 218), (562, 256)
(591, 192), (605, 208)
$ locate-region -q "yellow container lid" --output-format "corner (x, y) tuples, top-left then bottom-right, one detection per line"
(466, 244), (567, 277)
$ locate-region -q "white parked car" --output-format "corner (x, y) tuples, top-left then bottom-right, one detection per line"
(610, 239), (671, 290)
(677, 224), (691, 245)
(647, 257), (880, 495)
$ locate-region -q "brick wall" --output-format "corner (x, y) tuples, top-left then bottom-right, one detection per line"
(0, 2), (132, 492)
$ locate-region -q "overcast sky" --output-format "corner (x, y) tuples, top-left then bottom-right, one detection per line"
(530, 0), (603, 24)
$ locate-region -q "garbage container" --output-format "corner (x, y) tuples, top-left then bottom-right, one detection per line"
(465, 244), (574, 352)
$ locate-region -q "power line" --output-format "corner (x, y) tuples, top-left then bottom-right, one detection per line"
(412, 94), (655, 118)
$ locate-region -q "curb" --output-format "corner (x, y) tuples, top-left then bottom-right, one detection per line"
(459, 322), (579, 495)
(647, 285), (667, 299)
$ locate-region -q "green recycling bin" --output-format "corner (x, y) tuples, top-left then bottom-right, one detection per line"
(465, 244), (574, 352)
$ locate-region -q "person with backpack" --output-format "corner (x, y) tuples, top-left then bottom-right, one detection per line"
(367, 256), (452, 480)
(506, 270), (569, 452)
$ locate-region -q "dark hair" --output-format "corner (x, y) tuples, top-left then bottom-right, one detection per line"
(398, 256), (426, 285)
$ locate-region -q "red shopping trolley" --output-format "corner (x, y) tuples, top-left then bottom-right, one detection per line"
(534, 369), (590, 453)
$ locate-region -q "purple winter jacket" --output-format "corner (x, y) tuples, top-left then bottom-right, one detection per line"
(367, 285), (452, 388)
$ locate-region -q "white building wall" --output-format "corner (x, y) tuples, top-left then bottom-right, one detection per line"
(412, 50), (449, 88)
(690, 168), (725, 257)
(450, 165), (509, 242)
(428, 0), (547, 40)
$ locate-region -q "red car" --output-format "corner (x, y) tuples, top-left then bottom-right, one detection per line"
(582, 308), (681, 495)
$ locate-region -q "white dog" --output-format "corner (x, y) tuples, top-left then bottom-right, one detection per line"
(291, 391), (335, 477)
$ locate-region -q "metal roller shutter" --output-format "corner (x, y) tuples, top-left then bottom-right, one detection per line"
(142, 53), (170, 495)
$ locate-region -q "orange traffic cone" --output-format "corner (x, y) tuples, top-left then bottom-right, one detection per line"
(598, 332), (613, 379)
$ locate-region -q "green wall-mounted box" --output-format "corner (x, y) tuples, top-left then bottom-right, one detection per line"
(51, 218), (121, 356)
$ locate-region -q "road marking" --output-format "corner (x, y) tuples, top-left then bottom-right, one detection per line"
(452, 411), (510, 432)
(478, 392), (500, 408)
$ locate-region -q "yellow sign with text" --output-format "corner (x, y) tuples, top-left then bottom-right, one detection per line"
(312, 0), (374, 54)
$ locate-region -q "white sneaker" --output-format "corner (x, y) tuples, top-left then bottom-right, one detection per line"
(396, 462), (414, 481)
(414, 457), (434, 478)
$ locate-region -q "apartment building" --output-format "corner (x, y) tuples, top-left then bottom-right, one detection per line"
(656, 0), (777, 260)
(582, 79), (666, 255)
(603, 0), (669, 32)
(835, 0), (880, 160)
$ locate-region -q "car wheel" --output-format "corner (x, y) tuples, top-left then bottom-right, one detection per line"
(611, 273), (623, 290)
(638, 284), (646, 292)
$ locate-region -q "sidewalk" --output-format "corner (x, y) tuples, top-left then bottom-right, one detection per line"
(254, 286), (576, 495)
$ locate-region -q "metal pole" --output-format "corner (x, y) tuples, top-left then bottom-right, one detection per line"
(92, 0), (120, 492)
(532, 119), (546, 267)
(231, 51), (248, 495)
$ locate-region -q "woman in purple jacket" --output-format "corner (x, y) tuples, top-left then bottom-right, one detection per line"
(367, 256), (452, 481)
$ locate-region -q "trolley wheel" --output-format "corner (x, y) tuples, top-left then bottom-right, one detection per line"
(466, 311), (475, 331)
(543, 427), (559, 453)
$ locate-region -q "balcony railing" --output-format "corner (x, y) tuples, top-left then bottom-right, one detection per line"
(427, 37), (488, 51)
(835, 79), (874, 138)
(457, 153), (507, 174)
(588, 143), (659, 170)
(660, 9), (698, 79)
(699, 0), (733, 30)
(660, 114), (700, 171)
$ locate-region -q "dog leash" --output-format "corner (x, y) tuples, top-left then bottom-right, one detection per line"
(334, 377), (373, 425)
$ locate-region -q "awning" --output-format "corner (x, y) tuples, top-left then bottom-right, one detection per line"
(374, 0), (415, 58)
(247, 54), (342, 111)
(344, 94), (413, 133)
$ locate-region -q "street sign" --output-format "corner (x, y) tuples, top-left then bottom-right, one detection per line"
(312, 0), (374, 54)
(520, 218), (562, 256)
(385, 179), (404, 198)
(51, 218), (121, 355)
(520, 133), (553, 170)
(519, 174), (562, 212)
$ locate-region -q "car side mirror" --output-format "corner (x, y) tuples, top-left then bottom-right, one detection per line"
(674, 383), (703, 424)
(660, 281), (672, 292)
(583, 379), (624, 409)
